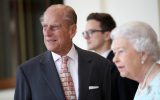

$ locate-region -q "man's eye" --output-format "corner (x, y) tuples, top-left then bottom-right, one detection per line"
(51, 25), (61, 31)
(42, 25), (48, 30)
(90, 30), (96, 34)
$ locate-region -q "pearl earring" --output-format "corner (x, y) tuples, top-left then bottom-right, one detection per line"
(141, 60), (144, 64)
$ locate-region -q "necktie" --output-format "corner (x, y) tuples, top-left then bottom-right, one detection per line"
(59, 56), (77, 100)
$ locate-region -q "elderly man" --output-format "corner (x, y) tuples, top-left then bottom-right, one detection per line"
(14, 4), (114, 100)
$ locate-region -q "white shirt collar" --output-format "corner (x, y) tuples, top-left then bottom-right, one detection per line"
(67, 44), (78, 61)
(51, 44), (77, 61)
(99, 49), (111, 58)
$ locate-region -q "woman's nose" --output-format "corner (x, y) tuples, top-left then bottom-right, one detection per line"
(113, 54), (119, 64)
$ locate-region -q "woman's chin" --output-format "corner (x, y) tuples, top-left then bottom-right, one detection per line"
(120, 72), (127, 78)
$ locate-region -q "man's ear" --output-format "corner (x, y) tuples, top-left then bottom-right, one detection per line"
(104, 31), (111, 41)
(69, 24), (77, 38)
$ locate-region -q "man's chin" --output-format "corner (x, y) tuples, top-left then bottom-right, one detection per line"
(46, 47), (56, 52)
(87, 46), (94, 51)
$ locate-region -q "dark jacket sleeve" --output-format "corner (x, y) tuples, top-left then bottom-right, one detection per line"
(14, 68), (32, 100)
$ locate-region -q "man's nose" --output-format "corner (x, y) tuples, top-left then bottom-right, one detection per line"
(44, 27), (52, 36)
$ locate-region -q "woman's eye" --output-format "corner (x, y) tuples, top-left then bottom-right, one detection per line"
(118, 48), (124, 54)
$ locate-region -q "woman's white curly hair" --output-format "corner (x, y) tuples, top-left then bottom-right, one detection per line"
(111, 21), (160, 62)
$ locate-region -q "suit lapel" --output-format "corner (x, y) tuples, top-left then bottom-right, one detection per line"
(107, 51), (114, 62)
(76, 47), (92, 100)
(39, 51), (65, 100)
(39, 47), (94, 100)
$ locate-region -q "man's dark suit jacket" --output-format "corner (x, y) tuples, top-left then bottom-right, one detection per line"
(107, 51), (138, 100)
(14, 46), (115, 100)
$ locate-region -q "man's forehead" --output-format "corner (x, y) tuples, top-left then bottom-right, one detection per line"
(45, 5), (65, 14)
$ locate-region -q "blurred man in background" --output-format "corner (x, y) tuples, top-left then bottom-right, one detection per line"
(82, 12), (138, 100)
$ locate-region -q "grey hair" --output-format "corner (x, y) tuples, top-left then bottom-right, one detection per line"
(40, 4), (77, 25)
(111, 21), (160, 62)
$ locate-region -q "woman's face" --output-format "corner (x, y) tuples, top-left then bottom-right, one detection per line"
(112, 37), (142, 80)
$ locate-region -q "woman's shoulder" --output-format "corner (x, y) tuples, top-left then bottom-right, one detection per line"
(148, 72), (160, 99)
(150, 71), (160, 85)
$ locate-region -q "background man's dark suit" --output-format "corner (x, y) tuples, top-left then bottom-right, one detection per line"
(14, 47), (114, 100)
(107, 51), (138, 100)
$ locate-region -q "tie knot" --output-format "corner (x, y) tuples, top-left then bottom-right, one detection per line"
(62, 56), (68, 64)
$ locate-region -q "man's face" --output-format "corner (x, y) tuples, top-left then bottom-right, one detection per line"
(84, 20), (107, 51)
(41, 8), (75, 55)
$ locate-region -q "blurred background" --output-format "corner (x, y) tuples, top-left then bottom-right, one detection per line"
(0, 0), (159, 100)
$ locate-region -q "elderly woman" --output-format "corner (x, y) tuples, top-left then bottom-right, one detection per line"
(111, 21), (160, 100)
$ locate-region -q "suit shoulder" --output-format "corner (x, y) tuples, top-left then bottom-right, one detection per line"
(76, 47), (112, 64)
(19, 51), (50, 70)
(78, 48), (104, 58)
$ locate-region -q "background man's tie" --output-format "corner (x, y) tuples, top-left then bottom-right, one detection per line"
(60, 56), (77, 100)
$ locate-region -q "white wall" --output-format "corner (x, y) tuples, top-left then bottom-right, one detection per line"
(64, 0), (160, 49)
(106, 0), (160, 38)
